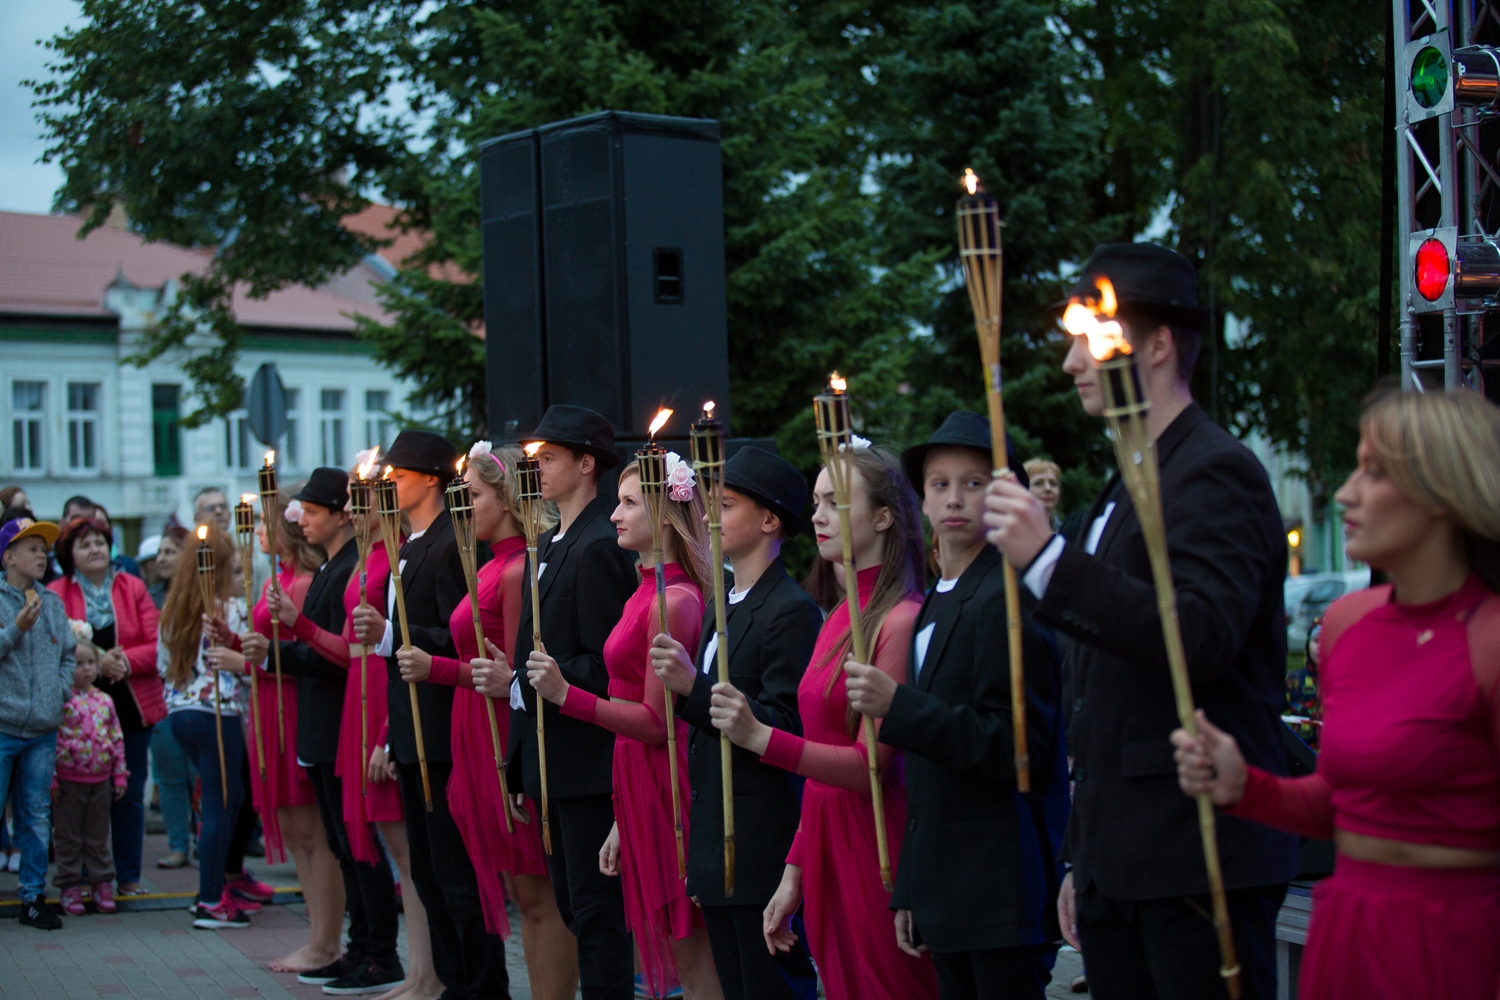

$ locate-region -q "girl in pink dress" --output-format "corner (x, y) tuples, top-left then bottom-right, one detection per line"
(527, 454), (723, 999)
(712, 445), (939, 1000)
(395, 444), (577, 1000)
(1174, 389), (1500, 1000)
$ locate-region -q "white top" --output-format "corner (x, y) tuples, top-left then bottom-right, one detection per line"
(700, 587), (751, 674)
(162, 598), (249, 715)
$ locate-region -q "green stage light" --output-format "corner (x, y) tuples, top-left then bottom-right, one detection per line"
(1411, 46), (1449, 108)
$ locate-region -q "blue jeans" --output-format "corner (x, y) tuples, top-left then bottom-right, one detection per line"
(0, 730), (58, 901)
(169, 711), (244, 906)
(111, 726), (153, 885)
(151, 723), (197, 855)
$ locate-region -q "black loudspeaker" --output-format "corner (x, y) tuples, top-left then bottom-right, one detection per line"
(480, 111), (731, 442)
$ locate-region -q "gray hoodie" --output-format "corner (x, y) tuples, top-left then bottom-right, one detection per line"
(0, 579), (76, 739)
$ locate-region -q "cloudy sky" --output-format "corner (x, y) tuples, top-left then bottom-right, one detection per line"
(0, 0), (82, 214)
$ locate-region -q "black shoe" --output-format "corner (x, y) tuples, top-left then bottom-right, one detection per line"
(19, 898), (62, 930)
(298, 954), (361, 986)
(321, 959), (405, 995)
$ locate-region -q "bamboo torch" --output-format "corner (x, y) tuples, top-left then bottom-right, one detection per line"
(349, 455), (377, 796)
(375, 470), (432, 811)
(258, 451), (287, 753)
(196, 525), (229, 806)
(516, 443), (552, 854)
(813, 375), (893, 892)
(447, 461), (514, 834)
(232, 496), (265, 780)
(1063, 276), (1241, 998)
(637, 408), (687, 880)
(956, 169), (1030, 793)
(690, 401), (736, 897)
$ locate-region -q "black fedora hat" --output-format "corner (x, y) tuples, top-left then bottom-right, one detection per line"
(723, 446), (808, 537)
(292, 468), (350, 511)
(901, 411), (1029, 493)
(1057, 243), (1209, 331)
(525, 405), (621, 469)
(384, 429), (460, 479)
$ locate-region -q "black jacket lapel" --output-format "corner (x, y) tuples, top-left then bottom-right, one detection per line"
(539, 499), (600, 603)
(726, 559), (785, 663)
(917, 546), (996, 692)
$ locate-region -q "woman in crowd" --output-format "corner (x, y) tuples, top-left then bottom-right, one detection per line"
(143, 527), (186, 609)
(398, 443), (577, 999)
(527, 452), (721, 999)
(150, 521), (196, 869)
(50, 515), (163, 896)
(1023, 459), (1063, 532)
(1173, 389), (1500, 1000)
(711, 444), (938, 1000)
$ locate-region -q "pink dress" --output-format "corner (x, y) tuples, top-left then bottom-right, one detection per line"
(337, 540), (404, 864)
(1227, 576), (1500, 1000)
(248, 566), (317, 864)
(428, 535), (550, 938)
(759, 565), (938, 1000)
(560, 563), (703, 997)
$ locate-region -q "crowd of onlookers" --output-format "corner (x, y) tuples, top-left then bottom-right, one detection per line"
(0, 484), (270, 928)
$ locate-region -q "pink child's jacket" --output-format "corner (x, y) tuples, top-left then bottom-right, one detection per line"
(54, 687), (129, 787)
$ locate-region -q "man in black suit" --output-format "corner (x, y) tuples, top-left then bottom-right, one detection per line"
(844, 414), (1069, 1000)
(352, 430), (509, 1000)
(505, 406), (639, 1000)
(269, 467), (403, 993)
(649, 446), (823, 1000)
(984, 244), (1298, 1000)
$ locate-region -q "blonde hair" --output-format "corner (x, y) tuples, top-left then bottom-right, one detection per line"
(1024, 458), (1061, 482)
(618, 464), (711, 596)
(468, 447), (558, 535)
(1361, 388), (1500, 591)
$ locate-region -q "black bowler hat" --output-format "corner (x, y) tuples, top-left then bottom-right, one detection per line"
(292, 468), (350, 511)
(526, 405), (621, 469)
(384, 430), (460, 479)
(901, 411), (1030, 493)
(723, 446), (808, 537)
(1057, 243), (1208, 331)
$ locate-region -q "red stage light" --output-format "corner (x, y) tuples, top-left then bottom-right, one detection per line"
(1415, 238), (1452, 301)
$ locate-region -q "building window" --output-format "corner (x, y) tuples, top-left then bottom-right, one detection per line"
(365, 390), (392, 451)
(283, 388), (301, 468)
(152, 384), (182, 477)
(67, 382), (101, 471)
(11, 381), (45, 472)
(320, 389), (345, 467)
(225, 411), (252, 471)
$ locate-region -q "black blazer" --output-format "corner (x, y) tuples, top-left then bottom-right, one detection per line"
(676, 558), (822, 907)
(276, 539), (357, 765)
(881, 545), (1070, 952)
(508, 496), (639, 800)
(1037, 403), (1299, 899)
(385, 512), (477, 766)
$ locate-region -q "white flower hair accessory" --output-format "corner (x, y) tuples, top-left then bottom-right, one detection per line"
(69, 619), (93, 643)
(664, 452), (697, 503)
(468, 440), (504, 473)
(839, 434), (872, 452)
(284, 499), (304, 523)
(353, 447), (379, 470)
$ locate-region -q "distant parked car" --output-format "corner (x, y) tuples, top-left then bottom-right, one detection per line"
(1285, 569), (1371, 652)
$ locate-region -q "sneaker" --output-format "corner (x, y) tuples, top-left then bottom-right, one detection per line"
(192, 891), (250, 930)
(6, 851), (20, 873)
(322, 959), (405, 995)
(19, 898), (63, 930)
(93, 882), (117, 914)
(299, 955), (360, 986)
(60, 885), (87, 916)
(156, 851), (189, 869)
(227, 870), (275, 903)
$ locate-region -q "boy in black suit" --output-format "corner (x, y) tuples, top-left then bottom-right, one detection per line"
(845, 414), (1069, 1000)
(505, 406), (639, 1000)
(352, 430), (509, 1000)
(649, 446), (823, 1000)
(983, 244), (1298, 1000)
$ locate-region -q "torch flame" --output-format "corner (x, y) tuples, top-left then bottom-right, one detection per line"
(196, 525), (209, 542)
(648, 408), (673, 438)
(383, 465), (394, 480)
(703, 401), (715, 419)
(829, 372), (847, 393)
(264, 450), (276, 467)
(240, 493), (256, 505)
(963, 168), (979, 196)
(357, 452), (379, 480)
(456, 455), (466, 474)
(524, 441), (542, 458)
(1061, 277), (1132, 361)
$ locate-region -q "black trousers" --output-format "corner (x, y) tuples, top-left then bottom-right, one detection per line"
(702, 903), (817, 1000)
(306, 762), (401, 968)
(545, 793), (632, 1000)
(398, 761), (510, 1000)
(1075, 881), (1286, 1000)
(226, 752), (258, 875)
(930, 946), (1050, 1000)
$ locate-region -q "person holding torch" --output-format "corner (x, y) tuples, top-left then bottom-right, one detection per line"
(982, 243), (1297, 1000)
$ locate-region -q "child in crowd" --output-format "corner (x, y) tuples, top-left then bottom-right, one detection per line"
(52, 621), (129, 915)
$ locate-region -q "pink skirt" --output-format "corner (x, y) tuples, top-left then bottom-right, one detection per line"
(337, 651), (403, 864)
(1300, 856), (1500, 1000)
(246, 672), (315, 864)
(613, 728), (700, 998)
(447, 687), (549, 938)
